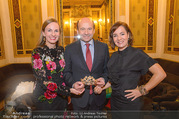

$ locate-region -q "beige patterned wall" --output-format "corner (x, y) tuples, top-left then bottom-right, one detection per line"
(130, 0), (157, 52)
(130, 0), (147, 46)
(9, 0), (42, 56)
(20, 0), (42, 50)
(165, 0), (179, 54)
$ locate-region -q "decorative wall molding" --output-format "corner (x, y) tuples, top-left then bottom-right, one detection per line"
(165, 0), (179, 55)
(8, 0), (42, 56)
(129, 0), (157, 53)
(0, 17), (5, 59)
(71, 5), (91, 18)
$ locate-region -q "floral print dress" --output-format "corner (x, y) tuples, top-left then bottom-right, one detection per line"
(32, 45), (70, 110)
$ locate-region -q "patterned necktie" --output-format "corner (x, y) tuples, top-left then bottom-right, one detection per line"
(86, 43), (93, 94)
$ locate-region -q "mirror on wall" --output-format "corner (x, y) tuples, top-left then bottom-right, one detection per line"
(57, 0), (114, 48)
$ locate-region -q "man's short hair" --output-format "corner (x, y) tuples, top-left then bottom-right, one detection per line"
(77, 19), (95, 30)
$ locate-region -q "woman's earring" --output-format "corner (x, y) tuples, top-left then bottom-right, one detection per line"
(128, 38), (130, 41)
(43, 37), (46, 42)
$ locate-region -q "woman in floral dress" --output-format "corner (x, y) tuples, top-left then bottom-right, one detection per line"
(31, 18), (84, 110)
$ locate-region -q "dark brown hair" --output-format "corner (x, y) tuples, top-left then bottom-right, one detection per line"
(109, 21), (133, 49)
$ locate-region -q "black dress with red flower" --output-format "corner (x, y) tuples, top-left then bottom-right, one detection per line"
(32, 45), (70, 110)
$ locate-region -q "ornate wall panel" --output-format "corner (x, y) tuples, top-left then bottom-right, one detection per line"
(57, 0), (63, 46)
(9, 0), (42, 56)
(63, 11), (70, 46)
(165, 0), (179, 54)
(92, 11), (100, 40)
(71, 5), (91, 18)
(129, 0), (157, 53)
(0, 17), (5, 59)
(101, 5), (107, 40)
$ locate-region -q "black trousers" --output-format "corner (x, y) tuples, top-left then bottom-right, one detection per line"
(72, 94), (104, 111)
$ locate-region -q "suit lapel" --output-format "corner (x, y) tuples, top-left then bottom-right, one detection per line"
(91, 40), (98, 72)
(76, 40), (90, 72)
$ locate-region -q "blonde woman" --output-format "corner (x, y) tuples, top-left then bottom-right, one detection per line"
(32, 18), (84, 110)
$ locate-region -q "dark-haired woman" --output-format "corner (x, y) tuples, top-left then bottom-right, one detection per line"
(94, 21), (166, 119)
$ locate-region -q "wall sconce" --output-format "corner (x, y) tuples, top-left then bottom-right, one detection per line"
(107, 19), (109, 23)
(98, 19), (105, 26)
(64, 21), (69, 24)
(94, 21), (97, 24)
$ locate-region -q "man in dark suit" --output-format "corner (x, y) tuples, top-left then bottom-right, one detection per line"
(64, 17), (109, 110)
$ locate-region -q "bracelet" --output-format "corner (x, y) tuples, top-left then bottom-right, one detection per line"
(138, 85), (148, 95)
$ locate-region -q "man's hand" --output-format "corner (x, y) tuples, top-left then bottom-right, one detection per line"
(73, 81), (85, 92)
(70, 88), (85, 95)
(94, 86), (103, 94)
(96, 77), (105, 87)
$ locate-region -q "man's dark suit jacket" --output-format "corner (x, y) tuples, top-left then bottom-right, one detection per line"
(64, 39), (109, 108)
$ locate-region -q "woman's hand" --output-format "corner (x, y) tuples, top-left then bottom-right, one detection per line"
(43, 81), (53, 85)
(70, 88), (85, 95)
(94, 86), (103, 94)
(124, 87), (142, 101)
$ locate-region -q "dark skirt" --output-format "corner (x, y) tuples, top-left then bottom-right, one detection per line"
(33, 84), (68, 110)
(110, 92), (142, 119)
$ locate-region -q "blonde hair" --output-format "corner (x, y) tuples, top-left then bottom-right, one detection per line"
(36, 18), (61, 47)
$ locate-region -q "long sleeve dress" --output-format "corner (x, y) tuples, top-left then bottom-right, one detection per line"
(31, 45), (70, 110)
(107, 46), (157, 110)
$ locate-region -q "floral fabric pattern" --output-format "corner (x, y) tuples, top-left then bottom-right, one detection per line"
(33, 59), (43, 70)
(38, 82), (58, 104)
(46, 61), (57, 74)
(32, 45), (70, 104)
